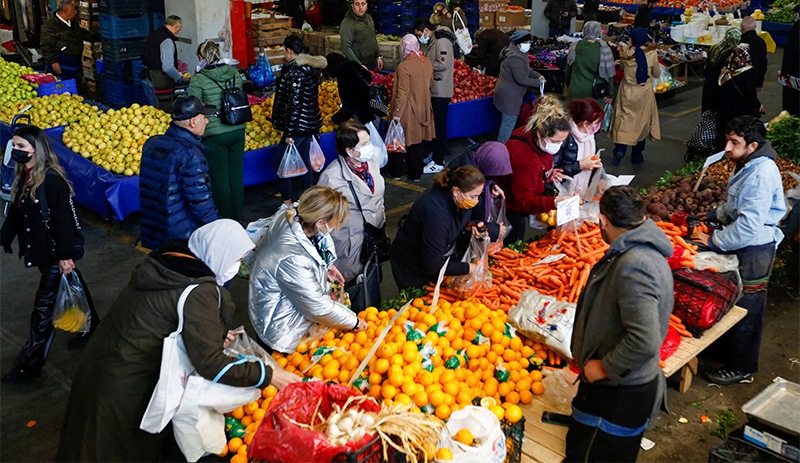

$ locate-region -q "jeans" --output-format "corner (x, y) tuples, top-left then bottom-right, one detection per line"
(498, 112), (518, 144)
(277, 136), (314, 203)
(430, 97), (451, 165)
(614, 140), (646, 163)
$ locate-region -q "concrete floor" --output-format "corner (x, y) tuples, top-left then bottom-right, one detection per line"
(1, 49), (798, 462)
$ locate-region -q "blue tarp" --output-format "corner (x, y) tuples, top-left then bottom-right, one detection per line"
(243, 131), (338, 187)
(447, 96), (502, 140)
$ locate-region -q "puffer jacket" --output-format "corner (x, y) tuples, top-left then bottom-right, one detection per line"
(249, 210), (358, 353)
(339, 9), (380, 66)
(272, 54), (327, 137)
(139, 124), (219, 250)
(188, 63), (245, 137)
(425, 28), (456, 99)
(553, 134), (581, 177)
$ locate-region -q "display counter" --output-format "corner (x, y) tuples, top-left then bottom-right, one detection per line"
(446, 96), (502, 140)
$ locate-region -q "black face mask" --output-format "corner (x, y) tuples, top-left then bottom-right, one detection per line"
(11, 149), (33, 164)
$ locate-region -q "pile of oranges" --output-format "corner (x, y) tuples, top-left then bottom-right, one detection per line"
(272, 297), (546, 423)
(220, 385), (278, 463)
(318, 80), (341, 133)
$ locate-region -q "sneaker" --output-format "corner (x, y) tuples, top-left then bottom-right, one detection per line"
(388, 175), (403, 181)
(706, 368), (754, 386)
(423, 161), (444, 174)
(612, 151), (625, 166)
(423, 154), (433, 165)
(410, 177), (421, 182)
(1, 366), (41, 384)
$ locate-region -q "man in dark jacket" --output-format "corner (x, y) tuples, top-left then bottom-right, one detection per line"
(139, 96), (220, 250)
(340, 0), (382, 70)
(142, 15), (185, 112)
(544, 0), (578, 37)
(740, 16), (768, 91)
(475, 28), (511, 77)
(566, 186), (673, 463)
(780, 9), (799, 115)
(38, 0), (95, 93)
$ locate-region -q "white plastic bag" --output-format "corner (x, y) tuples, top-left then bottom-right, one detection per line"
(439, 406), (506, 463)
(508, 289), (576, 359)
(365, 121), (388, 168)
(309, 136), (326, 172)
(384, 119), (406, 153)
(238, 216), (277, 278)
(276, 143), (308, 178)
(453, 13), (473, 55)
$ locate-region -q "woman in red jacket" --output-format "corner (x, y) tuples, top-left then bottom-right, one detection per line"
(497, 94), (571, 243)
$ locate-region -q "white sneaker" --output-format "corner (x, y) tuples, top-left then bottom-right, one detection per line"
(423, 161), (444, 174)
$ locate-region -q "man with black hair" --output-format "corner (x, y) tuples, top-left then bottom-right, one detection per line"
(566, 186), (673, 463)
(691, 115), (786, 386)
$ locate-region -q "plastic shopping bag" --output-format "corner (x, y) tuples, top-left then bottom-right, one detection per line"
(384, 120), (406, 153)
(508, 289), (576, 359)
(238, 215), (277, 278)
(488, 196), (512, 254)
(249, 52), (275, 89)
(602, 101), (614, 132)
(453, 13), (473, 55)
(277, 143), (309, 178)
(438, 406), (506, 463)
(53, 272), (91, 333)
(449, 235), (491, 294)
(366, 121), (388, 168)
(309, 136), (326, 172)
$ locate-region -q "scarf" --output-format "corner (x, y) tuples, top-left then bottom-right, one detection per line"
(631, 27), (650, 85)
(569, 120), (597, 196)
(400, 34), (422, 58)
(188, 219), (254, 286)
(719, 44), (753, 86)
(709, 28), (742, 65)
(345, 159), (375, 193)
(473, 141), (512, 220)
(566, 21), (615, 79)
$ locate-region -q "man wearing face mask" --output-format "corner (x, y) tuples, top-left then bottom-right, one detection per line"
(690, 116), (786, 386)
(318, 122), (387, 310)
(495, 30), (546, 144)
(139, 96), (220, 251)
(566, 186), (673, 463)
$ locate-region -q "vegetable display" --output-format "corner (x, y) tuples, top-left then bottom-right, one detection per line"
(642, 175), (727, 221)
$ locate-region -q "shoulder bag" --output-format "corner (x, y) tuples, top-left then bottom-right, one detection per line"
(358, 72), (389, 117)
(38, 181), (84, 261)
(207, 74), (253, 125)
(341, 159), (391, 264)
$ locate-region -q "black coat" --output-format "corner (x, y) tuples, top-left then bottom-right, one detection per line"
(329, 58), (376, 124)
(1, 170), (82, 268)
(553, 134), (582, 177)
(272, 53), (327, 136)
(475, 29), (511, 78)
(740, 30), (768, 88)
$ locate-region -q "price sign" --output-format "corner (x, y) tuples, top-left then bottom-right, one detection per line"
(556, 195), (580, 226)
(703, 151), (726, 170)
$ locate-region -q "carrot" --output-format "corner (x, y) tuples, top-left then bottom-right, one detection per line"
(548, 349), (555, 366)
(500, 285), (522, 300)
(670, 314), (682, 324)
(681, 259), (696, 269)
(659, 360), (666, 369)
(674, 235), (699, 255)
(707, 266), (719, 273)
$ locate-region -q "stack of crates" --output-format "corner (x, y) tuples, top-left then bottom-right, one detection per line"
(377, 0), (420, 36)
(98, 0), (150, 107)
(79, 1), (101, 99)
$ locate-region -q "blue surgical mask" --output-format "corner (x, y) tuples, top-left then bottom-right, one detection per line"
(317, 222), (332, 241)
(419, 34), (431, 45)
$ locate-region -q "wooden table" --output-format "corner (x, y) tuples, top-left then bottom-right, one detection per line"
(517, 306), (748, 462)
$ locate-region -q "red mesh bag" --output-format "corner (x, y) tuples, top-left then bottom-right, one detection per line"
(248, 381), (381, 463)
(660, 325), (681, 361)
(672, 267), (739, 335)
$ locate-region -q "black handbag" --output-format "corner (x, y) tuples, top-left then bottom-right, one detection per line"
(346, 253), (382, 313)
(359, 72), (389, 117)
(208, 75), (253, 125)
(343, 161), (391, 264)
(37, 183), (84, 261)
(592, 78), (610, 99)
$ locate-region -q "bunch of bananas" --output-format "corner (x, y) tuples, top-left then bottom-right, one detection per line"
(54, 307), (88, 332)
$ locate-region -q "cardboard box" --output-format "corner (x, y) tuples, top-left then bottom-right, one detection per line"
(325, 35), (342, 55)
(495, 9), (528, 27)
(480, 11), (496, 28)
(82, 41), (101, 59)
(743, 424), (800, 461)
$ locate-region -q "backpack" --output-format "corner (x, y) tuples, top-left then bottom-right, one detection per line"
(208, 76), (252, 125)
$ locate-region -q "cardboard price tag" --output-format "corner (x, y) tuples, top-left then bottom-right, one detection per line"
(556, 195), (580, 226)
(702, 151), (726, 169)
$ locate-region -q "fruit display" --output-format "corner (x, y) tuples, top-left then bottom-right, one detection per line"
(62, 104), (170, 176)
(765, 8), (796, 22)
(0, 57), (39, 104)
(642, 175), (726, 221)
(604, 0), (743, 10)
(536, 209), (558, 227)
(318, 80), (341, 133)
(53, 307), (88, 332)
(706, 157), (800, 191)
(245, 99), (281, 151)
(0, 94), (102, 129)
(452, 60), (497, 103)
(376, 34), (401, 42)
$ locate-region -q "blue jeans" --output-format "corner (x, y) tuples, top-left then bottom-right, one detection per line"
(498, 112), (518, 144)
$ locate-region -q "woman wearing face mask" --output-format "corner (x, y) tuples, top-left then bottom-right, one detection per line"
(1, 125), (99, 383)
(249, 186), (368, 354)
(497, 94), (571, 244)
(554, 98), (605, 196)
(564, 21), (615, 103)
(494, 30), (546, 144)
(317, 121), (386, 310)
(390, 165), (492, 290)
(56, 219), (300, 461)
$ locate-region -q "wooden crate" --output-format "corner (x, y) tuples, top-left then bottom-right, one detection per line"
(325, 35), (342, 55)
(252, 12), (293, 33)
(254, 28), (293, 47)
(302, 31), (330, 56)
(378, 40), (401, 70)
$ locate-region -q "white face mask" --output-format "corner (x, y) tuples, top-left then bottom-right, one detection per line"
(217, 261), (240, 285)
(542, 139), (563, 154)
(352, 143), (374, 162)
(519, 43), (531, 53)
(317, 221), (332, 241)
(419, 33), (431, 44)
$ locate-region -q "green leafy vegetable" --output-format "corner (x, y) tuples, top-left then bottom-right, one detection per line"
(507, 240), (530, 253)
(676, 161), (703, 176)
(711, 409), (738, 440)
(655, 171), (673, 188)
(380, 286), (428, 312)
(767, 115), (800, 163)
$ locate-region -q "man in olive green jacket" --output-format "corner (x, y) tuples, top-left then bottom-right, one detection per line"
(340, 0), (382, 70)
(39, 0), (95, 93)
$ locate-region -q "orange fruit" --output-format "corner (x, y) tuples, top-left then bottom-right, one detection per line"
(243, 431), (256, 445)
(516, 379), (532, 393)
(505, 391), (521, 405)
(261, 385), (278, 399)
(505, 405), (523, 423)
(240, 415), (253, 427)
(454, 429), (474, 446)
(322, 363), (339, 380)
(519, 390), (533, 404)
(532, 381), (545, 395)
(429, 390), (446, 407)
(530, 370), (543, 382)
(237, 443), (248, 455)
(252, 408), (266, 422)
(489, 405), (506, 422)
(338, 369), (352, 383)
(368, 384), (382, 399)
(228, 437), (244, 453)
(435, 447), (453, 460)
(373, 358), (390, 375)
(497, 383), (512, 397)
(395, 393), (412, 406)
(443, 381), (459, 397)
(435, 404), (451, 420)
(381, 384), (398, 399)
(217, 443), (229, 457)
(402, 381), (419, 396)
(231, 406), (245, 420)
(230, 454), (248, 463)
(456, 389), (473, 405)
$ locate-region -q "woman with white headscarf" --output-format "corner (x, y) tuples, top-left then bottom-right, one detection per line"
(386, 34), (435, 181)
(57, 219), (301, 462)
(565, 21), (615, 101)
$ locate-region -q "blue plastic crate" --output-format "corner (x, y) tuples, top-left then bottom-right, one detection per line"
(131, 60), (147, 81)
(37, 79), (78, 96)
(102, 80), (139, 108)
(101, 59), (139, 84)
(380, 1), (403, 14)
(378, 14), (402, 26)
(378, 24), (403, 36)
(99, 0), (148, 15)
(102, 37), (146, 61)
(150, 12), (165, 30)
(99, 13), (150, 39)
(148, 0), (165, 13)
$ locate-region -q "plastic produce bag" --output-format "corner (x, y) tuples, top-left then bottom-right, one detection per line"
(309, 136), (326, 172)
(365, 121), (388, 168)
(277, 143), (309, 178)
(602, 101), (614, 132)
(488, 197), (512, 254)
(438, 406), (506, 463)
(449, 236), (491, 294)
(508, 289), (576, 359)
(249, 382), (381, 463)
(384, 120), (406, 153)
(53, 273), (91, 333)
(238, 215), (278, 278)
(692, 252), (740, 273)
(659, 324), (681, 361)
(249, 52), (275, 89)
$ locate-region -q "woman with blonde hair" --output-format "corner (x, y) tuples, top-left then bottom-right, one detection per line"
(249, 185), (367, 354)
(188, 39), (247, 220)
(1, 125), (99, 383)
(496, 94), (571, 243)
(430, 2), (468, 33)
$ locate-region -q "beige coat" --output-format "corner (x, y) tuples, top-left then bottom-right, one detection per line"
(610, 43), (661, 146)
(317, 157), (386, 282)
(390, 54), (435, 146)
